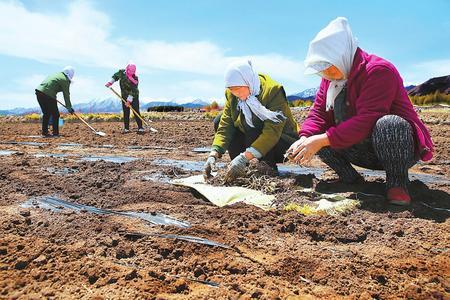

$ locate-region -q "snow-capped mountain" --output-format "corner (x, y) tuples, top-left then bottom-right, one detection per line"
(0, 97), (210, 115)
(287, 87), (319, 101)
(0, 107), (40, 115)
(142, 98), (209, 110)
(296, 87), (319, 98)
(73, 97), (122, 113)
(180, 99), (210, 108)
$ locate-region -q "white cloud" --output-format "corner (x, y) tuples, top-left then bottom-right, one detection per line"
(0, 0), (317, 109)
(156, 79), (223, 101)
(70, 76), (111, 102)
(0, 1), (122, 68)
(400, 59), (450, 85)
(0, 1), (311, 80)
(0, 91), (38, 109)
(252, 54), (305, 83)
(0, 74), (47, 109)
(0, 73), (110, 109)
(14, 74), (46, 90)
(128, 40), (229, 75)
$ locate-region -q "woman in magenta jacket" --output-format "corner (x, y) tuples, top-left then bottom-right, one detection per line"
(288, 17), (433, 206)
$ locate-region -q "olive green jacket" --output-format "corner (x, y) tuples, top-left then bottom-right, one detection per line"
(36, 72), (72, 109)
(212, 74), (299, 156)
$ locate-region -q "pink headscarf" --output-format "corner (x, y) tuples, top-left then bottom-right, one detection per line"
(125, 63), (138, 85)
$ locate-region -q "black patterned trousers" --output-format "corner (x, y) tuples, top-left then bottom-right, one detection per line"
(317, 115), (417, 189)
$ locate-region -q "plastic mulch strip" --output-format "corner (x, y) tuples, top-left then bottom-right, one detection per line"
(121, 231), (230, 249)
(79, 155), (139, 164)
(22, 196), (190, 228)
(0, 150), (16, 156)
(1, 141), (48, 146)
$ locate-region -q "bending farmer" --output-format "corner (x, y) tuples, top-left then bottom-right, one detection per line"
(204, 60), (299, 182)
(35, 66), (75, 137)
(287, 17), (433, 206)
(105, 63), (144, 134)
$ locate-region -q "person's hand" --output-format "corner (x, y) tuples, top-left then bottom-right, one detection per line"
(125, 95), (132, 107)
(105, 82), (113, 88)
(286, 136), (307, 161)
(67, 107), (75, 114)
(203, 155), (217, 179)
(224, 153), (249, 183)
(290, 133), (330, 165)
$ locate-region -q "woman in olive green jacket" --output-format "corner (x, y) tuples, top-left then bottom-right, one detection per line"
(204, 60), (298, 181)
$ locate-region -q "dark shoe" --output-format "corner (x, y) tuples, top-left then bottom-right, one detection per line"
(42, 132), (51, 138)
(137, 128), (145, 134)
(387, 187), (411, 206)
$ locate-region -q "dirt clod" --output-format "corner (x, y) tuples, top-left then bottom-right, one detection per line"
(115, 246), (135, 259)
(14, 260), (28, 270)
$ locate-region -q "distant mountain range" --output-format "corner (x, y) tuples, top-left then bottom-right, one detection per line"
(407, 75), (449, 96)
(0, 107), (39, 116)
(0, 98), (210, 115)
(285, 76), (448, 102)
(287, 87), (319, 101)
(286, 74), (449, 102)
(405, 85), (416, 92)
(1, 75), (448, 115)
(142, 99), (208, 110)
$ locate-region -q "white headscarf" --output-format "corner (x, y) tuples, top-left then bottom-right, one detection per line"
(224, 60), (285, 128)
(304, 17), (358, 111)
(62, 66), (75, 82)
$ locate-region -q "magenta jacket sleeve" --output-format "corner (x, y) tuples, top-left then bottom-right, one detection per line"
(299, 80), (331, 137)
(326, 66), (397, 149)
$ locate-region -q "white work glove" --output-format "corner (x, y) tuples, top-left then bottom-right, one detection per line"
(105, 79), (115, 87)
(225, 153), (249, 183)
(125, 95), (133, 107)
(203, 151), (219, 179)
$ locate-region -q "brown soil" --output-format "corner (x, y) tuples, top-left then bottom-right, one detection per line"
(0, 110), (449, 299)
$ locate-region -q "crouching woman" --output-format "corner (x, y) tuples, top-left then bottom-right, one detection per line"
(204, 60), (299, 182)
(287, 17), (433, 205)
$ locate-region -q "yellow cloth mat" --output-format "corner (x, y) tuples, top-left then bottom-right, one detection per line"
(171, 175), (274, 210)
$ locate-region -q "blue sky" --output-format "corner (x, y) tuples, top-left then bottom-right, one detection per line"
(0, 0), (449, 109)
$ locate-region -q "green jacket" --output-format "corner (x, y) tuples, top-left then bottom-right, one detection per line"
(36, 72), (72, 109)
(112, 69), (139, 100)
(212, 74), (299, 156)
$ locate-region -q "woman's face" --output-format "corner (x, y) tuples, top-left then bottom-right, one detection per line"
(228, 86), (250, 100)
(320, 65), (344, 81)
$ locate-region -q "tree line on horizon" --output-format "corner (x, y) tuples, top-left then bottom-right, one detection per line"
(408, 91), (450, 106)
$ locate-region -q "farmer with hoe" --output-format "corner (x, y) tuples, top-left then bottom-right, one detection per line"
(35, 66), (75, 137)
(204, 60), (299, 182)
(105, 63), (144, 134)
(287, 17), (433, 206)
